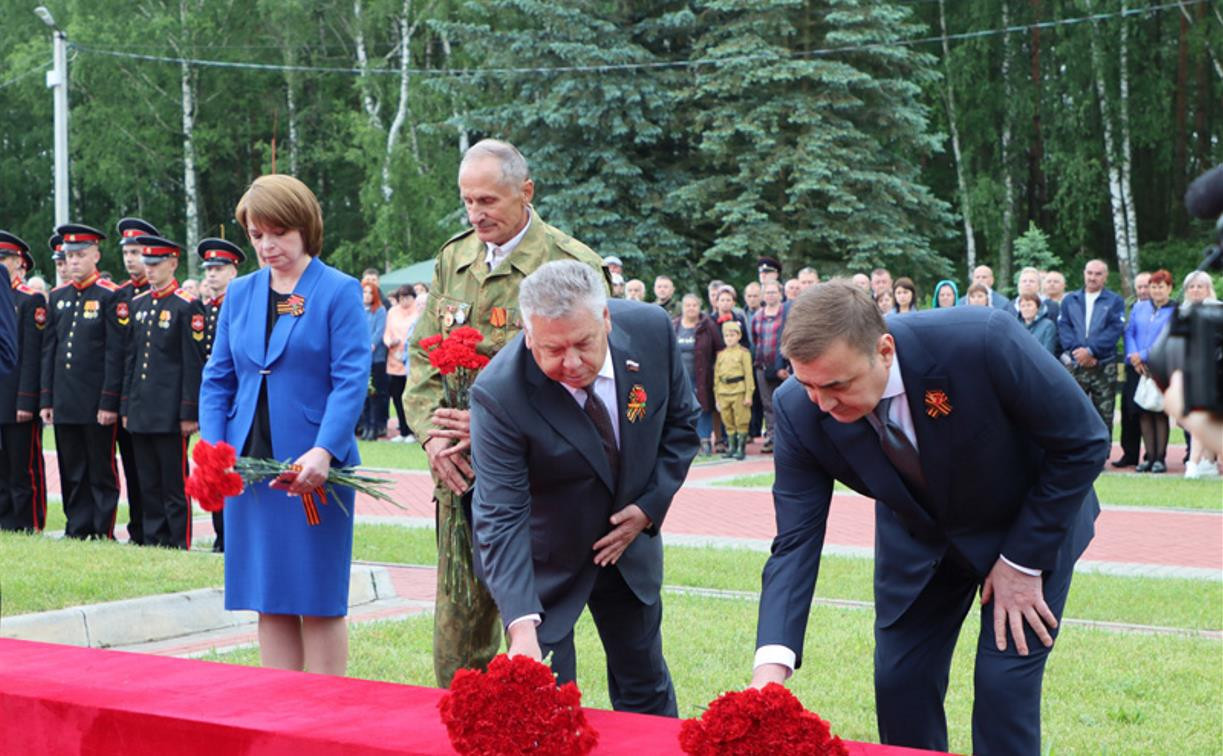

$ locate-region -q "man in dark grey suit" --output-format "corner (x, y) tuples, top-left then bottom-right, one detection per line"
(469, 260), (699, 716)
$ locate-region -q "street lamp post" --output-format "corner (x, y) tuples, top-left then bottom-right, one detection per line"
(35, 6), (69, 227)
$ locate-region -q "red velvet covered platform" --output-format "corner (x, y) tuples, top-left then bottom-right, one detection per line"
(0, 639), (933, 754)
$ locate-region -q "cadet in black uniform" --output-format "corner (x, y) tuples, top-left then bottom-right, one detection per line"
(40, 224), (127, 538)
(49, 234), (67, 286)
(0, 232), (48, 531)
(121, 235), (206, 549)
(197, 237), (245, 552)
(114, 217), (159, 545)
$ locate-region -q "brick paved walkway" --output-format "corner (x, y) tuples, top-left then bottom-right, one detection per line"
(43, 442), (1222, 575)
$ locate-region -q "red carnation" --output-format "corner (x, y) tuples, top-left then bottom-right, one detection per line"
(449, 326), (485, 346)
(679, 684), (847, 756)
(419, 333), (443, 351)
(438, 654), (598, 755)
(184, 440), (245, 513)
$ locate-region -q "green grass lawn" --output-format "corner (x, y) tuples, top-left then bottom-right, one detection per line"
(200, 593), (1222, 755)
(710, 470), (1223, 511)
(0, 532), (223, 615)
(42, 504), (128, 534)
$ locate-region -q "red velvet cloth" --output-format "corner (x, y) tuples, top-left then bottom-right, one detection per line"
(0, 639), (935, 755)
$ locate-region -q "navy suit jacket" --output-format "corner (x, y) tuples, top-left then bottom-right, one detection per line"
(756, 308), (1109, 668)
(199, 258), (369, 466)
(469, 299), (699, 645)
(1057, 288), (1126, 364)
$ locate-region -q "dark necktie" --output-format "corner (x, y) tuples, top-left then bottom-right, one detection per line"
(865, 396), (927, 497)
(583, 382), (620, 484)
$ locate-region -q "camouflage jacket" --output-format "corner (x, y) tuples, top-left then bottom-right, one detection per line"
(402, 211), (609, 443)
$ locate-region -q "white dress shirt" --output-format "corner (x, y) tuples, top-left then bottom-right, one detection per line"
(483, 210), (533, 272)
(753, 354), (1038, 675)
(1083, 290), (1101, 338)
(508, 343), (618, 632)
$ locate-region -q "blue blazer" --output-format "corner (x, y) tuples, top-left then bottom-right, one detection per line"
(199, 257), (369, 466)
(1057, 288), (1126, 364)
(756, 308), (1109, 667)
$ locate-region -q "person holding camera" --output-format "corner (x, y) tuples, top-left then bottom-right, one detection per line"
(1179, 271), (1220, 478)
(1123, 270), (1177, 473)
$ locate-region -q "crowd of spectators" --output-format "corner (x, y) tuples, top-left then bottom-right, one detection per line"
(601, 256), (1219, 476)
(350, 250), (1216, 478)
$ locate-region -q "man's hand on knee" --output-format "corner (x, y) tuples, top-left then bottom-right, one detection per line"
(980, 558), (1057, 656)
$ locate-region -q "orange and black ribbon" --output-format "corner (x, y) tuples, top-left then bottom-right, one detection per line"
(276, 294), (306, 317)
(300, 486), (327, 526)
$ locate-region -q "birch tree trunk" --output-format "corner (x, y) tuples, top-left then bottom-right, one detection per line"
(1117, 1), (1139, 286)
(181, 57), (200, 277)
(381, 0), (413, 203)
(1089, 13), (1134, 295)
(938, 0), (976, 277)
(353, 0), (384, 132)
(285, 64), (300, 177)
(999, 1), (1015, 272)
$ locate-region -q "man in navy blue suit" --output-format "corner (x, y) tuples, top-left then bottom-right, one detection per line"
(751, 281), (1109, 754)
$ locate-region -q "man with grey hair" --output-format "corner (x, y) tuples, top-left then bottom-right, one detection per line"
(403, 139), (609, 686)
(468, 260), (698, 715)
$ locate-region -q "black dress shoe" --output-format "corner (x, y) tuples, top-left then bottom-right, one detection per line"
(1111, 457), (1138, 468)
(1150, 461), (1167, 474)
(1135, 461), (1153, 472)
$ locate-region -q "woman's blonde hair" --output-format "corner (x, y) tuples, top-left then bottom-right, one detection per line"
(235, 174), (323, 257)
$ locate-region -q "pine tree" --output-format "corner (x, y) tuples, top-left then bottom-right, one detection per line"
(436, 0), (695, 281)
(673, 0), (955, 282)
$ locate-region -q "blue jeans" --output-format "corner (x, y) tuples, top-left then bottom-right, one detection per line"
(693, 390), (713, 440)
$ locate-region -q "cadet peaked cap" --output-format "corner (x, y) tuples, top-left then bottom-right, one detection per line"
(48, 233), (65, 261)
(117, 217), (161, 247)
(56, 223), (107, 251)
(196, 238), (245, 268)
(603, 255), (624, 268)
(131, 234), (182, 264)
(0, 230), (30, 257)
(0, 231), (35, 272)
(757, 255), (782, 274)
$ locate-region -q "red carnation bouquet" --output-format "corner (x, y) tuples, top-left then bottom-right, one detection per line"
(438, 654), (599, 755)
(419, 325), (490, 408)
(679, 684), (848, 755)
(184, 439), (396, 526)
(419, 326), (491, 606)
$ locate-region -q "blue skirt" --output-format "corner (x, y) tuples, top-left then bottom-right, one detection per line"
(223, 481), (355, 617)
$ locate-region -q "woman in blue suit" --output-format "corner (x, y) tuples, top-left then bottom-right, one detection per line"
(199, 175), (370, 675)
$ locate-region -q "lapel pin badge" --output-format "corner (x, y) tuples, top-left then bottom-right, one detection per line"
(626, 384), (647, 422)
(626, 359), (640, 373)
(924, 389), (952, 419)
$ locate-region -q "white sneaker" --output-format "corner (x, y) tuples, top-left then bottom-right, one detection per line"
(390, 435), (405, 443)
(1185, 464), (1201, 480)
(403, 434), (417, 444)
(1197, 459), (1219, 478)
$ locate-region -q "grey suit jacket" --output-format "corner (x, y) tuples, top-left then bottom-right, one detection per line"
(469, 299), (699, 644)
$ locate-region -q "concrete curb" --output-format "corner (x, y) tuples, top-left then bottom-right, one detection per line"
(0, 564), (397, 649)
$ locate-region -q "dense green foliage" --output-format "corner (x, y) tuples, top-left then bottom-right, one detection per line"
(0, 0), (1218, 295)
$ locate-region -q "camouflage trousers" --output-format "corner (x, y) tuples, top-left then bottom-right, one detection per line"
(1068, 362), (1117, 439)
(433, 487), (502, 688)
